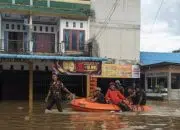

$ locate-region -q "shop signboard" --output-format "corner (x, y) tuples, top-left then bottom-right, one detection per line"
(52, 61), (102, 75)
(101, 64), (132, 78)
(132, 65), (140, 78)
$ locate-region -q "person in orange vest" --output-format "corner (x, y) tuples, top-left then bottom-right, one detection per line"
(105, 82), (131, 112)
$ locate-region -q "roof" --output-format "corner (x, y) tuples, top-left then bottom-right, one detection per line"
(0, 54), (107, 62)
(140, 52), (180, 66)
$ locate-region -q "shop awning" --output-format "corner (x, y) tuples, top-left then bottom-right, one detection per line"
(0, 54), (107, 62)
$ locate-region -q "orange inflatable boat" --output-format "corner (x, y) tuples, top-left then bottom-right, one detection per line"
(71, 98), (152, 112)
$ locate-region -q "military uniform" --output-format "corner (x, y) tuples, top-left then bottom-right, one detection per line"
(46, 81), (71, 112)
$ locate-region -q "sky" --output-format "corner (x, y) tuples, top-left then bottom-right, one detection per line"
(141, 0), (180, 52)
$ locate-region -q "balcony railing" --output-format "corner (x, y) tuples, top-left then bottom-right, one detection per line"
(0, 40), (93, 56)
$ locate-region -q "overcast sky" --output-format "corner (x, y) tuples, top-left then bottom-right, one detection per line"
(141, 0), (180, 52)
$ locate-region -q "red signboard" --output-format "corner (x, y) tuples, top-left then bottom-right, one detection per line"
(52, 61), (101, 75)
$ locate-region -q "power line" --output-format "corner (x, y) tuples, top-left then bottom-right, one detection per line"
(150, 0), (166, 33)
(93, 0), (121, 40)
(96, 0), (120, 39)
(96, 0), (121, 40)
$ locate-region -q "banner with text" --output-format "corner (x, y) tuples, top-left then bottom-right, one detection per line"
(52, 61), (102, 75)
(101, 64), (140, 78)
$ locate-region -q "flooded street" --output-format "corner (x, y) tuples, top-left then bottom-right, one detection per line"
(0, 100), (180, 130)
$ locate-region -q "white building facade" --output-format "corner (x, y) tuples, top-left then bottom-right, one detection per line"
(90, 0), (140, 64)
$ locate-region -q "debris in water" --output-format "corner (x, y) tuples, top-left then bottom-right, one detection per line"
(17, 106), (24, 110)
(24, 116), (30, 121)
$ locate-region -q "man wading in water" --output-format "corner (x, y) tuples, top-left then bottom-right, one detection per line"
(45, 74), (73, 112)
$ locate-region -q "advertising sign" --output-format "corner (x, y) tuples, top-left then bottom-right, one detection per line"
(132, 65), (140, 78)
(101, 64), (132, 78)
(52, 61), (102, 75)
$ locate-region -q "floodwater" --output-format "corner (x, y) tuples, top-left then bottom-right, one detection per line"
(0, 100), (180, 130)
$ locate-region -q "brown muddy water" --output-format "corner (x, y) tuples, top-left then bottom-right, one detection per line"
(0, 100), (180, 130)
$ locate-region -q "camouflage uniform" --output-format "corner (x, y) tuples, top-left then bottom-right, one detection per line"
(46, 81), (71, 112)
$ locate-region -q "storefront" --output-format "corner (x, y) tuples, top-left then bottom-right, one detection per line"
(140, 52), (180, 100)
(0, 54), (107, 113)
(52, 60), (102, 97)
(88, 64), (140, 96)
(142, 63), (180, 100)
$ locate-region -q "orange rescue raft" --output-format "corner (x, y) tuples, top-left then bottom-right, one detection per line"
(71, 98), (152, 112)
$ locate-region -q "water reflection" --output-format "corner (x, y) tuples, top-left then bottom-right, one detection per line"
(69, 113), (128, 130)
(0, 100), (180, 130)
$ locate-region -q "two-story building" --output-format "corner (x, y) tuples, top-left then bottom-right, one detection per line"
(0, 0), (108, 103)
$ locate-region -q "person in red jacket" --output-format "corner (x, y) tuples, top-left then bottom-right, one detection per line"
(105, 82), (131, 112)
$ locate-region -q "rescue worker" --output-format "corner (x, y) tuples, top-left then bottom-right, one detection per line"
(127, 87), (136, 105)
(90, 87), (106, 104)
(105, 82), (131, 112)
(135, 87), (147, 106)
(45, 74), (73, 112)
(115, 80), (124, 95)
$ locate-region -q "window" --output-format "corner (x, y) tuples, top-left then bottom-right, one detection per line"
(17, 25), (21, 30)
(6, 24), (9, 29)
(40, 26), (42, 31)
(66, 22), (69, 27)
(34, 26), (37, 31)
(45, 26), (48, 32)
(8, 32), (23, 52)
(11, 24), (15, 30)
(72, 30), (77, 50)
(73, 22), (76, 28)
(51, 27), (54, 32)
(171, 73), (180, 89)
(64, 30), (70, 50)
(79, 31), (85, 50)
(147, 77), (168, 92)
(80, 23), (83, 28)
(63, 29), (85, 51)
(23, 25), (26, 30)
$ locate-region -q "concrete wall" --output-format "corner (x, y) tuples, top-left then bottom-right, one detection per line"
(90, 0), (140, 63)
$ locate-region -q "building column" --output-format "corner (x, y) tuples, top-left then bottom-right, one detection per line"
(29, 62), (33, 114)
(145, 75), (148, 91)
(30, 0), (33, 6)
(28, 15), (33, 53)
(12, 0), (15, 4)
(58, 18), (61, 53)
(168, 72), (171, 100)
(86, 75), (90, 97)
(86, 18), (90, 41)
(47, 0), (50, 7)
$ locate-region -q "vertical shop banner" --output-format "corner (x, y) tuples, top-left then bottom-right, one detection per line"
(132, 65), (140, 78)
(52, 61), (102, 75)
(101, 64), (132, 78)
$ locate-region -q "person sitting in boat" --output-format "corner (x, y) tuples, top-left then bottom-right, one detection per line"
(127, 87), (137, 105)
(115, 80), (124, 95)
(134, 87), (147, 106)
(105, 82), (131, 112)
(45, 74), (73, 112)
(90, 87), (106, 104)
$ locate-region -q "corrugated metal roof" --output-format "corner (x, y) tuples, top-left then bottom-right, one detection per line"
(0, 54), (107, 61)
(140, 52), (180, 65)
